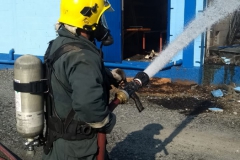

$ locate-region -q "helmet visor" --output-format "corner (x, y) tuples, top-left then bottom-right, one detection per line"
(105, 0), (114, 12)
(100, 14), (109, 29)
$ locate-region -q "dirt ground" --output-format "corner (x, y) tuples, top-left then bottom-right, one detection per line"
(0, 70), (240, 160)
(107, 78), (240, 160)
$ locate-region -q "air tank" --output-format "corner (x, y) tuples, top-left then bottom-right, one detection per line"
(14, 54), (44, 139)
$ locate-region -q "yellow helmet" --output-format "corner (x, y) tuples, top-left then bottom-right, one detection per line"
(58, 0), (113, 31)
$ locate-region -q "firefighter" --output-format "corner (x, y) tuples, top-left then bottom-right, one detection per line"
(42, 0), (125, 159)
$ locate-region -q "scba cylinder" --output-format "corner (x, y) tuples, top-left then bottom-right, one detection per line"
(14, 54), (44, 138)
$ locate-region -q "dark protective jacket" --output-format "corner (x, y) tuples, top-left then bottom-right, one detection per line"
(43, 26), (113, 160)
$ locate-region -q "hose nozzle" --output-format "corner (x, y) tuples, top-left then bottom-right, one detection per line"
(133, 71), (150, 87)
(113, 71), (149, 112)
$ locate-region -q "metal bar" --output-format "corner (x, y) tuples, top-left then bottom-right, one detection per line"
(143, 33), (146, 50)
(0, 60), (15, 64)
(160, 33), (163, 52)
(9, 49), (15, 60)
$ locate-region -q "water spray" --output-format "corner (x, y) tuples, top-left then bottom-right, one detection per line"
(144, 0), (240, 78)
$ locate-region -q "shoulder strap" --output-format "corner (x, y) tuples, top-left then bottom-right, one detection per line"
(45, 42), (92, 93)
(45, 41), (96, 65)
(44, 40), (54, 62)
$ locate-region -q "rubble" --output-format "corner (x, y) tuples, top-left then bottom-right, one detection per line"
(234, 87), (240, 92)
(211, 89), (224, 97)
(220, 83), (240, 101)
(145, 50), (159, 59)
(208, 107), (224, 112)
(206, 46), (240, 66)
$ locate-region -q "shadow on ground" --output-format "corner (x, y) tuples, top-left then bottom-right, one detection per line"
(110, 123), (167, 160)
(110, 100), (212, 160)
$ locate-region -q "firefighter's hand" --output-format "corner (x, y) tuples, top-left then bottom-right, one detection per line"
(111, 68), (126, 88)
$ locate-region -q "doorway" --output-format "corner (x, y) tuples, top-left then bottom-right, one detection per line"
(123, 0), (168, 60)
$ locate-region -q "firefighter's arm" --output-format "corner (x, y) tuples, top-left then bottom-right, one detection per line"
(66, 50), (114, 131)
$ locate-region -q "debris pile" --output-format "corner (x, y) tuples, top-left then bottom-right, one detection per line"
(210, 83), (240, 113)
(144, 50), (159, 59)
(206, 46), (240, 65)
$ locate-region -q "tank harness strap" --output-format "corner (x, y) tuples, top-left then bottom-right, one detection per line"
(12, 40), (55, 95)
(44, 109), (96, 155)
(13, 79), (48, 94)
(47, 109), (96, 141)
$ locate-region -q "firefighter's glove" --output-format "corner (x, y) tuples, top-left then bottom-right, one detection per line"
(111, 68), (126, 88)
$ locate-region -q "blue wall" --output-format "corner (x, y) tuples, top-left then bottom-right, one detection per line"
(2, 0), (239, 85)
(168, 0), (185, 62)
(194, 0), (205, 67)
(0, 0), (122, 63)
(0, 0), (205, 85)
(1, 0), (205, 64)
(98, 0), (122, 63)
(0, 0), (59, 56)
(169, 0), (205, 67)
(182, 0), (196, 68)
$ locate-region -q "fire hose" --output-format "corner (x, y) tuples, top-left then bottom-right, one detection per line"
(97, 71), (149, 160)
